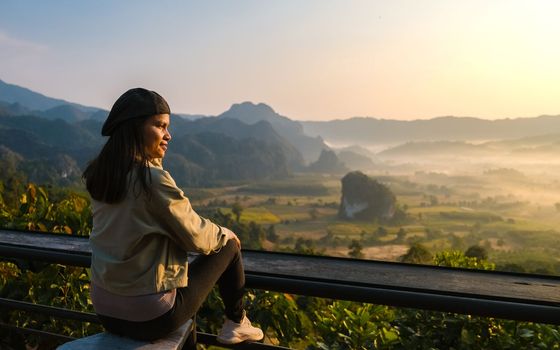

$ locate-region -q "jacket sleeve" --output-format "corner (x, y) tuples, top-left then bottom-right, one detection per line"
(148, 168), (228, 255)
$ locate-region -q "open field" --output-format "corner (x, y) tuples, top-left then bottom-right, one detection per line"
(187, 170), (560, 276)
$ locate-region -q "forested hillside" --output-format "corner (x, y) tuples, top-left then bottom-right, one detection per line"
(0, 80), (325, 186)
(0, 112), (304, 186)
(218, 102), (329, 163)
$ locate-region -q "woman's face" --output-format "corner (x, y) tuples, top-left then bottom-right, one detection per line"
(143, 114), (171, 159)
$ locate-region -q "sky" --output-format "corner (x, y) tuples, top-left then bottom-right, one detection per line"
(1, 0), (560, 121)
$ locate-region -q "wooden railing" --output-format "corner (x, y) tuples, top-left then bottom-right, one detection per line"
(1, 229), (559, 348)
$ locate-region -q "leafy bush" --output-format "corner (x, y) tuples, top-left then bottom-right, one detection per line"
(313, 301), (398, 349)
(0, 183), (91, 235)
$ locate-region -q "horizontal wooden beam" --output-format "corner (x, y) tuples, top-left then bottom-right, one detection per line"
(1, 229), (559, 325)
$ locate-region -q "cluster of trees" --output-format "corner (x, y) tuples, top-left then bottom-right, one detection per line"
(0, 145), (83, 188)
(165, 131), (290, 187)
(1, 183), (559, 349)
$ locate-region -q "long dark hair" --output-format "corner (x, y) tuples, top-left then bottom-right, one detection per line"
(83, 117), (152, 203)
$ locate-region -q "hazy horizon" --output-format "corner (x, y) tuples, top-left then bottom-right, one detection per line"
(2, 1), (560, 121)
(5, 75), (560, 123)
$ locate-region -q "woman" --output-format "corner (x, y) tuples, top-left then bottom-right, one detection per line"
(83, 88), (263, 345)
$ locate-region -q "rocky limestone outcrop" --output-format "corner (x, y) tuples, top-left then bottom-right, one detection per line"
(338, 171), (396, 221)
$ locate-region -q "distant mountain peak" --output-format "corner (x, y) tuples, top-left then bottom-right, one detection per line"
(218, 100), (296, 130)
(234, 101), (273, 109)
(221, 101), (280, 121)
(218, 101), (329, 163)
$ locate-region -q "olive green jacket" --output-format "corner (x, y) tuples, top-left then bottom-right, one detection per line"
(89, 159), (228, 296)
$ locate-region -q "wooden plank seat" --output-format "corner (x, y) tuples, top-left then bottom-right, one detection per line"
(56, 319), (194, 350)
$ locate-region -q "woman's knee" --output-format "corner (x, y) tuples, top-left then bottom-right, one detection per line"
(223, 238), (241, 255)
(220, 239), (243, 270)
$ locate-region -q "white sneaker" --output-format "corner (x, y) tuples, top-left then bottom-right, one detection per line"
(216, 315), (264, 344)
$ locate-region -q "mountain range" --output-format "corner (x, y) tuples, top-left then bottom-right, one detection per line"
(0, 79), (335, 186)
(0, 79), (101, 114)
(301, 115), (560, 147)
(217, 102), (327, 162)
(2, 78), (560, 185)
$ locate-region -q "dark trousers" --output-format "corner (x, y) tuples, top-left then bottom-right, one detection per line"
(97, 239), (245, 341)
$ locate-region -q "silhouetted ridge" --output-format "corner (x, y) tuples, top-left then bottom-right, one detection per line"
(0, 78), (102, 113)
(219, 101), (329, 162)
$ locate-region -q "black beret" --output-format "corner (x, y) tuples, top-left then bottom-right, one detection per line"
(101, 88), (170, 136)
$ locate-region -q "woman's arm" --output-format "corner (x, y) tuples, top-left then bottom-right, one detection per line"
(148, 168), (231, 254)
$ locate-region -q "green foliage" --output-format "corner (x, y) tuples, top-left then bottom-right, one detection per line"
(195, 288), (227, 336)
(396, 308), (560, 350)
(0, 182), (99, 347)
(231, 202), (243, 222)
(400, 243), (433, 264)
(197, 289), (312, 348)
(396, 227), (407, 242)
(249, 291), (311, 347)
(266, 225), (279, 242)
(0, 261), (20, 289)
(237, 206), (281, 224)
(348, 239), (364, 259)
(0, 140), (85, 188)
(0, 262), (102, 348)
(166, 131), (292, 186)
(293, 237), (324, 255)
(465, 244), (488, 260)
(313, 301), (398, 349)
(434, 251), (495, 270)
(210, 209), (264, 250)
(0, 183), (91, 235)
(394, 250), (558, 350)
